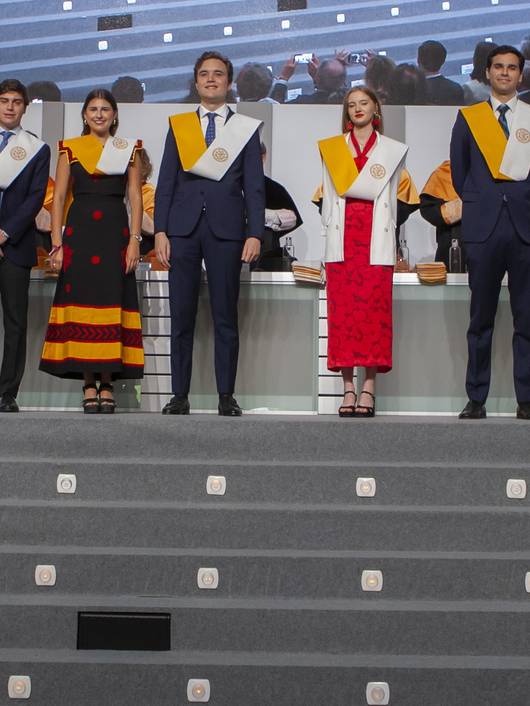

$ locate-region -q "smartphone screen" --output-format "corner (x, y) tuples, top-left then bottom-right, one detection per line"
(294, 53), (312, 64)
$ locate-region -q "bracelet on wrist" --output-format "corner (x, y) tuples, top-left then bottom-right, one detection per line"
(130, 234), (143, 243)
(49, 244), (63, 256)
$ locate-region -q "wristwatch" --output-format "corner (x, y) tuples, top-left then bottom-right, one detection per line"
(131, 234), (143, 243)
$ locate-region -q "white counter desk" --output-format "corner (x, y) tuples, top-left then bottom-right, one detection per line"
(0, 270), (516, 415)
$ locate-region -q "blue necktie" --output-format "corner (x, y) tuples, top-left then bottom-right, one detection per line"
(0, 130), (14, 153)
(205, 112), (217, 147)
(497, 104), (510, 139)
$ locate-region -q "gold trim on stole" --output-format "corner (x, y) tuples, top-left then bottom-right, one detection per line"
(169, 112), (207, 171)
(460, 103), (511, 181)
(318, 134), (359, 196)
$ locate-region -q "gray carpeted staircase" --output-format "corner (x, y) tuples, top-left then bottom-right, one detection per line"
(1, 414), (530, 705)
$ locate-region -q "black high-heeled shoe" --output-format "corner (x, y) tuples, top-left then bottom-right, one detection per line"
(338, 390), (357, 418)
(82, 383), (100, 414)
(354, 390), (376, 418)
(99, 382), (116, 414)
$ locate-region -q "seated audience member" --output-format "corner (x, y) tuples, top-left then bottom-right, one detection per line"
(419, 160), (466, 271)
(112, 76), (144, 103)
(519, 35), (530, 103)
(269, 55), (297, 103)
(27, 81), (62, 102)
(365, 55), (396, 105)
(252, 143), (302, 271)
(417, 40), (464, 105)
(288, 57), (348, 104)
(237, 63), (275, 102)
(388, 64), (428, 105)
(463, 41), (497, 105)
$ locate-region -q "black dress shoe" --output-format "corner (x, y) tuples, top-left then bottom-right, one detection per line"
(516, 402), (530, 420)
(0, 395), (19, 413)
(161, 395), (190, 415)
(459, 400), (486, 419)
(218, 394), (242, 417)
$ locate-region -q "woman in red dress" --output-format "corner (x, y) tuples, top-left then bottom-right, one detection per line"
(323, 87), (401, 417)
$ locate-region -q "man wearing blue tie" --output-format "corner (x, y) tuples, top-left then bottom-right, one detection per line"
(0, 79), (50, 412)
(155, 51), (265, 415)
(450, 46), (530, 419)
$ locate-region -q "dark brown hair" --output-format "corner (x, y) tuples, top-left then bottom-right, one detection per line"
(341, 86), (383, 134)
(194, 51), (234, 84)
(487, 44), (525, 72)
(0, 78), (29, 106)
(81, 89), (119, 136)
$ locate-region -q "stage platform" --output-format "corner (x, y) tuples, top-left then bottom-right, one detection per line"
(1, 413), (530, 705)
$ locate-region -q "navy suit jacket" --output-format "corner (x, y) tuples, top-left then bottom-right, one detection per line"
(154, 109), (265, 241)
(450, 106), (530, 244)
(1, 142), (51, 267)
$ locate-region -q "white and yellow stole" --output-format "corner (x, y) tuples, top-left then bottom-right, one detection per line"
(460, 100), (530, 181)
(0, 129), (46, 190)
(60, 134), (140, 175)
(318, 131), (408, 201)
(169, 111), (261, 181)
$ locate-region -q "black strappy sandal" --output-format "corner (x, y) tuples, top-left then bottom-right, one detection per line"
(354, 390), (376, 418)
(338, 390), (357, 418)
(98, 382), (116, 414)
(82, 383), (100, 414)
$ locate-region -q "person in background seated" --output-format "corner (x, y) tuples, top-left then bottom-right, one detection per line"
(288, 57), (348, 105)
(463, 41), (497, 105)
(364, 55), (397, 105)
(27, 81), (62, 103)
(388, 64), (428, 105)
(519, 35), (530, 104)
(0, 79), (50, 413)
(236, 63), (275, 103)
(112, 76), (144, 103)
(251, 142), (302, 271)
(418, 40), (464, 106)
(420, 161), (466, 271)
(319, 86), (408, 418)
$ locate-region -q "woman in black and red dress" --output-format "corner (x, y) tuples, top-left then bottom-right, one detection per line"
(320, 87), (408, 417)
(40, 89), (144, 413)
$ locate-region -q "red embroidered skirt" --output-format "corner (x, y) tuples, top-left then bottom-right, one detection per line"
(325, 198), (393, 373)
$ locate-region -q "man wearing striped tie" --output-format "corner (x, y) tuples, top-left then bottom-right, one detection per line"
(155, 51), (265, 416)
(0, 79), (50, 412)
(450, 45), (530, 420)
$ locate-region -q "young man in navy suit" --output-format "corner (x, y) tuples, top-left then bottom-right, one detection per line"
(155, 51), (265, 416)
(0, 79), (51, 412)
(450, 46), (530, 419)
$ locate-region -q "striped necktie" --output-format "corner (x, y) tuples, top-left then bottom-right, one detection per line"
(205, 112), (217, 147)
(497, 104), (510, 139)
(0, 130), (14, 153)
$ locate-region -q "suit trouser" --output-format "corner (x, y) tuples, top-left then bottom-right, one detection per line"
(168, 213), (243, 396)
(0, 256), (31, 399)
(465, 205), (530, 404)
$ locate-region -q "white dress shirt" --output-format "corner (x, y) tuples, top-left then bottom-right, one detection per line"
(198, 103), (229, 138)
(490, 94), (518, 130)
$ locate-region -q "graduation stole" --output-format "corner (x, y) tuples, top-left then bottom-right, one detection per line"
(461, 101), (530, 181)
(60, 134), (138, 175)
(169, 111), (261, 181)
(319, 132), (407, 200)
(421, 160), (459, 201)
(0, 129), (46, 190)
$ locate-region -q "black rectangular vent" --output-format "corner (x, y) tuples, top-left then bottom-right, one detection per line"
(278, 0), (307, 10)
(78, 612), (171, 651)
(97, 14), (133, 31)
